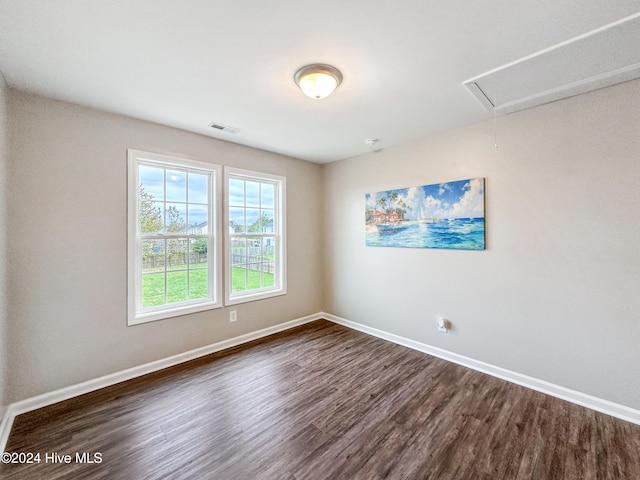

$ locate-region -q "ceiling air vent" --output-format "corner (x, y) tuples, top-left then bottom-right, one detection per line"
(208, 121), (241, 135)
(464, 12), (640, 114)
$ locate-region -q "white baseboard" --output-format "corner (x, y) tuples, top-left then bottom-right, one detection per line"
(3, 310), (639, 454)
(0, 312), (322, 452)
(321, 312), (640, 426)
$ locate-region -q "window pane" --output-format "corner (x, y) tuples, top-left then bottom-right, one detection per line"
(247, 268), (262, 290)
(189, 270), (208, 300)
(229, 207), (245, 234)
(262, 237), (275, 287)
(246, 181), (260, 207)
(262, 236), (275, 257)
(189, 238), (208, 266)
(165, 203), (187, 234)
(245, 208), (260, 233)
(261, 183), (274, 208)
(188, 172), (208, 204)
(261, 209), (274, 233)
(167, 239), (188, 271)
(262, 264), (275, 287)
(139, 165), (164, 200)
(142, 273), (165, 308)
(142, 239), (165, 273)
(166, 170), (186, 202)
(231, 267), (247, 293)
(231, 237), (247, 267)
(231, 237), (247, 293)
(166, 271), (188, 304)
(246, 236), (261, 289)
(189, 238), (209, 300)
(140, 200), (163, 234)
(229, 178), (245, 206)
(188, 204), (208, 232)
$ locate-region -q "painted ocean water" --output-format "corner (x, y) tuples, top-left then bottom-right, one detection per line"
(366, 218), (485, 250)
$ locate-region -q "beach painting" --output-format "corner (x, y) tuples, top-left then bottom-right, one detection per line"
(365, 178), (485, 250)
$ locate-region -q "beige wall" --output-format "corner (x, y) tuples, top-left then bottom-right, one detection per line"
(4, 79), (640, 412)
(323, 79), (640, 410)
(0, 74), (8, 411)
(5, 90), (323, 403)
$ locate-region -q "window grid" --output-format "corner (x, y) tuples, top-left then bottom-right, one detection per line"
(128, 150), (220, 325)
(225, 168), (285, 305)
(229, 179), (277, 293)
(138, 164), (211, 309)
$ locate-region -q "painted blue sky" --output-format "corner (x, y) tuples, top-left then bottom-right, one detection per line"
(366, 178), (484, 220)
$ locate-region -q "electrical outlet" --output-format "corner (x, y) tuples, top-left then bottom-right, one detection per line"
(437, 317), (449, 333)
(229, 310), (237, 323)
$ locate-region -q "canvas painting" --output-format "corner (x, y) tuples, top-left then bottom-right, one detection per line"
(365, 178), (485, 250)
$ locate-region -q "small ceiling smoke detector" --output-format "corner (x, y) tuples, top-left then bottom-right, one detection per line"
(294, 64), (343, 99)
(364, 138), (379, 147)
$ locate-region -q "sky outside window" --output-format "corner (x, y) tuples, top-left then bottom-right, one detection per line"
(139, 165), (209, 230)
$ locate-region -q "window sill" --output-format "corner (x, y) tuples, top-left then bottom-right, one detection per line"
(128, 300), (221, 326)
(225, 289), (286, 306)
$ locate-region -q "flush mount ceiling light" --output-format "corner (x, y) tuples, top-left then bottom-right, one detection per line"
(294, 64), (343, 99)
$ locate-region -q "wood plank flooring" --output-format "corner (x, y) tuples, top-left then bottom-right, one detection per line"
(2, 320), (639, 479)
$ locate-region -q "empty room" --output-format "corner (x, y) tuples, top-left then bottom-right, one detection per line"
(1, 1), (639, 479)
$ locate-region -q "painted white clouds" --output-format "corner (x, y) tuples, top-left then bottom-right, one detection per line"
(449, 178), (484, 219)
(366, 178), (484, 220)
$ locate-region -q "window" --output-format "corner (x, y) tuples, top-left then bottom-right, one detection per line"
(128, 150), (220, 325)
(225, 167), (286, 305)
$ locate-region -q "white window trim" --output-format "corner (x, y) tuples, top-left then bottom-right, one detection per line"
(224, 167), (287, 306)
(127, 149), (222, 325)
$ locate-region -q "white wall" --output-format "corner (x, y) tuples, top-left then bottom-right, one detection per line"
(323, 79), (640, 410)
(0, 74), (8, 413)
(5, 90), (324, 403)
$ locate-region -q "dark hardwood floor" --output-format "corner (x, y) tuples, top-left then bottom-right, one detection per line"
(2, 320), (639, 479)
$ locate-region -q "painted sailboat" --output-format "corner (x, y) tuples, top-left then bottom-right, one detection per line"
(418, 205), (430, 223)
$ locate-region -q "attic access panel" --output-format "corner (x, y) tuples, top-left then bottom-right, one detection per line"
(464, 13), (640, 113)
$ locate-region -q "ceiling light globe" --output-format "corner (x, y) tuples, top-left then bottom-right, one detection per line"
(298, 73), (338, 99)
(294, 64), (342, 99)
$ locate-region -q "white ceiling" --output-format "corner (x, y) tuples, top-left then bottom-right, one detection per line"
(1, 0), (639, 163)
